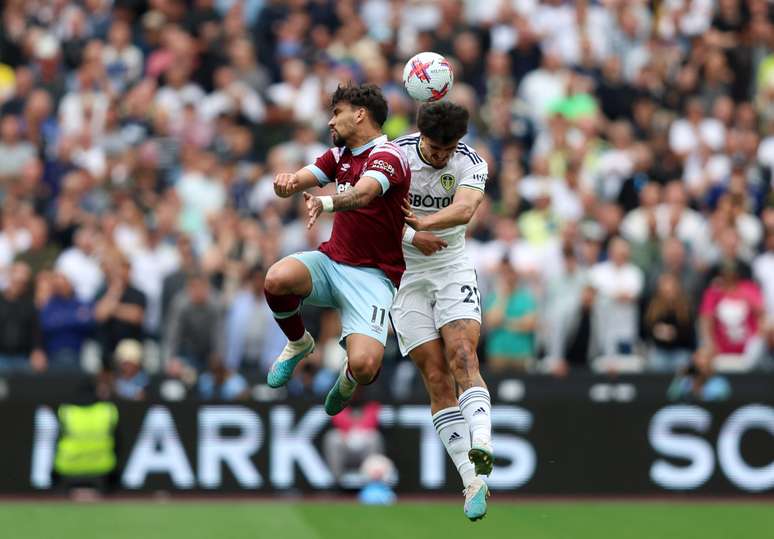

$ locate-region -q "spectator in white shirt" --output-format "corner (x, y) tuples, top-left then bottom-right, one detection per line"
(656, 181), (708, 257)
(266, 59), (322, 125)
(199, 66), (266, 123)
(155, 64), (205, 120)
(669, 97), (726, 162)
(589, 237), (644, 357)
(621, 182), (663, 244)
(102, 20), (143, 92)
(58, 66), (109, 138)
(518, 48), (567, 123)
(54, 226), (104, 302)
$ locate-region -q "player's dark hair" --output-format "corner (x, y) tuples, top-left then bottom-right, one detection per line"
(331, 83), (389, 127)
(417, 101), (469, 145)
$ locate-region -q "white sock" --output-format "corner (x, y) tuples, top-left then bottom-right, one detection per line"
(338, 363), (358, 397)
(432, 406), (476, 489)
(458, 387), (492, 446)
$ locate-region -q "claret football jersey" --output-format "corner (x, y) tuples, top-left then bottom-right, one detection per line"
(305, 135), (411, 287)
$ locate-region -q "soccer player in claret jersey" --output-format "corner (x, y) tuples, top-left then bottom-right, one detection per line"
(264, 83), (411, 416)
(392, 102), (492, 521)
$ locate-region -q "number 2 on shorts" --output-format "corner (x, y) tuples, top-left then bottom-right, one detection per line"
(461, 285), (481, 305)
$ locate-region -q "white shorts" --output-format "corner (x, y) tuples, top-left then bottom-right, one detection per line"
(390, 263), (482, 356)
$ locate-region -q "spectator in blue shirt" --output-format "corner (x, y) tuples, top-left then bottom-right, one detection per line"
(38, 271), (94, 371)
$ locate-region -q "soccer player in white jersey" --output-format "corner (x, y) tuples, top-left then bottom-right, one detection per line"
(392, 102), (491, 521)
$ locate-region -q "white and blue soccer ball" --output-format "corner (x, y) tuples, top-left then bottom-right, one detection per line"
(402, 52), (454, 103)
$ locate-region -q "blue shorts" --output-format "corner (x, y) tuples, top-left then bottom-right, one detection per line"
(290, 251), (396, 346)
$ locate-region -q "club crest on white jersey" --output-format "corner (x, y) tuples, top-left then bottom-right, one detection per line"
(395, 132), (488, 273)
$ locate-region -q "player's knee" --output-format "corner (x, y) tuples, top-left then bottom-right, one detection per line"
(349, 353), (382, 384)
(448, 340), (478, 370)
(264, 265), (288, 295)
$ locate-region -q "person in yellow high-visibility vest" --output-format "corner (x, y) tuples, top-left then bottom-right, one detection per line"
(54, 402), (118, 481)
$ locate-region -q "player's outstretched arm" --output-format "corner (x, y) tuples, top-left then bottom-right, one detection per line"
(302, 176), (382, 229)
(331, 175), (382, 211)
(404, 187), (484, 231)
(273, 168), (319, 198)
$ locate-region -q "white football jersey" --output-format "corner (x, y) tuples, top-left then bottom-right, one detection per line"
(396, 132), (488, 273)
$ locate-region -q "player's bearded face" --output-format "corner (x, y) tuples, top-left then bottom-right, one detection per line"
(420, 136), (458, 168)
(329, 104), (356, 148)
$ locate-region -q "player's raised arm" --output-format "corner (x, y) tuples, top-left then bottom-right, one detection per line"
(302, 176), (383, 229)
(273, 167), (320, 198)
(404, 186), (485, 231)
(276, 142), (345, 198)
(303, 142), (409, 229)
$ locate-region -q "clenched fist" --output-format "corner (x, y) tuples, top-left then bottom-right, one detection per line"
(274, 173), (299, 198)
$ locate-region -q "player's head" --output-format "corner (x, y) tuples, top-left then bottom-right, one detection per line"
(329, 83), (388, 147)
(417, 101), (469, 169)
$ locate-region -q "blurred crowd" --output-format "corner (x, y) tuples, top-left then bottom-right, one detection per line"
(0, 0), (773, 400)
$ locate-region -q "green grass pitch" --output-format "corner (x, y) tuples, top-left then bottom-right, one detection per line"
(2, 500), (772, 539)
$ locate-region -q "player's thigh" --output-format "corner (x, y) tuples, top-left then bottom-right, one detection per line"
(284, 251), (337, 307)
(265, 255), (314, 296)
(433, 266), (482, 345)
(390, 275), (439, 357)
(333, 264), (395, 346)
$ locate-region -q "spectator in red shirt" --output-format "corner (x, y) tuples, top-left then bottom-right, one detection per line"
(700, 260), (765, 364)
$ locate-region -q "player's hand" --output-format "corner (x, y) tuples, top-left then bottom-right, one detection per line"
(274, 173), (299, 198)
(303, 192), (323, 229)
(412, 231), (447, 256)
(403, 197), (428, 230)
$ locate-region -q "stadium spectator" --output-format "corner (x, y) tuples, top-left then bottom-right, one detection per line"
(163, 271), (223, 373)
(54, 226), (104, 303)
(589, 237), (644, 358)
(113, 338), (149, 401)
(0, 114), (36, 180)
(700, 260), (765, 365)
(542, 247), (590, 373)
(483, 258), (538, 371)
(646, 237), (702, 306)
(94, 254), (146, 369)
(323, 400), (384, 487)
(643, 273), (697, 372)
(0, 261), (44, 373)
(38, 271), (94, 371)
(0, 0), (768, 389)
(223, 265), (286, 374)
(130, 225), (181, 338)
(15, 217), (59, 281)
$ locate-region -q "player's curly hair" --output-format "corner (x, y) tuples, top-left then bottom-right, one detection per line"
(417, 101), (469, 145)
(331, 83), (389, 127)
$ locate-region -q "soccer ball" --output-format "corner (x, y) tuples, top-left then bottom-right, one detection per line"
(402, 52), (454, 102)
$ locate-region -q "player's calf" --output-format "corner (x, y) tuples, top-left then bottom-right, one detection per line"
(441, 320), (493, 476)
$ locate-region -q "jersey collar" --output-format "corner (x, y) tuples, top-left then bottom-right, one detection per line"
(351, 134), (387, 156)
(416, 138), (435, 167)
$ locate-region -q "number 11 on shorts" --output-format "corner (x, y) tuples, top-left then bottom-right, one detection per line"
(371, 305), (387, 327)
